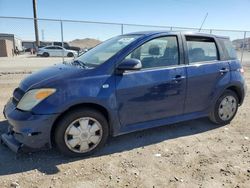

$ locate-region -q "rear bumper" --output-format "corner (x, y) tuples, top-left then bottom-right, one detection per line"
(243, 81), (247, 102)
(1, 98), (59, 153)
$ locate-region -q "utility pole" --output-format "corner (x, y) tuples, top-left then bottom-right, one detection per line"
(33, 0), (40, 46)
(41, 29), (44, 41)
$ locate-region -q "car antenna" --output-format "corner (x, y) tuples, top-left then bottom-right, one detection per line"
(199, 12), (208, 32)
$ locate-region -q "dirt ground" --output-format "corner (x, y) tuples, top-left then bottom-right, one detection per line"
(0, 65), (249, 188)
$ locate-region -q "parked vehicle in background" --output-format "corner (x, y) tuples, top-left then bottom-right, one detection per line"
(22, 41), (82, 54)
(1, 31), (246, 157)
(52, 42), (81, 53)
(37, 45), (78, 57)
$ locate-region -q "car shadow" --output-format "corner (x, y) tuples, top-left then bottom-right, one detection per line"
(0, 118), (225, 176)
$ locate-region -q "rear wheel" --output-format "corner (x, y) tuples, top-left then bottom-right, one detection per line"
(54, 108), (109, 157)
(209, 90), (239, 124)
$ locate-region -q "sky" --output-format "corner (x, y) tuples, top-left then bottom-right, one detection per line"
(0, 0), (250, 41)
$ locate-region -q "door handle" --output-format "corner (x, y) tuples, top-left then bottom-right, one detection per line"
(172, 75), (185, 83)
(219, 68), (229, 74)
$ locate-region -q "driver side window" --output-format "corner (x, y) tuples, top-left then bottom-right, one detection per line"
(126, 36), (179, 69)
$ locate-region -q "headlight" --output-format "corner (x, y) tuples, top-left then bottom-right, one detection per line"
(17, 88), (56, 111)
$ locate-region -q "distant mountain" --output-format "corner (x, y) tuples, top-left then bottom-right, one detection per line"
(69, 38), (102, 49)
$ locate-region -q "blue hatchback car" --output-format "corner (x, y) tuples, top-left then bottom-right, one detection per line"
(1, 31), (246, 156)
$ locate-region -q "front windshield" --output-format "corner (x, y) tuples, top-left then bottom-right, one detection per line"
(74, 34), (141, 67)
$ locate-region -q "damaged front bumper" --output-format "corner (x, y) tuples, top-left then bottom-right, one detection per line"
(1, 132), (23, 153)
(0, 131), (34, 153)
(1, 98), (59, 153)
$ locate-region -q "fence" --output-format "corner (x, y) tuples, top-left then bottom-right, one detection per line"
(0, 16), (250, 66)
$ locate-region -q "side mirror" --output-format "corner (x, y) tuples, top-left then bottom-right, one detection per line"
(117, 58), (142, 73)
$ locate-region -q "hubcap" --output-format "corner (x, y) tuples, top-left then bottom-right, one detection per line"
(64, 117), (103, 153)
(218, 95), (237, 121)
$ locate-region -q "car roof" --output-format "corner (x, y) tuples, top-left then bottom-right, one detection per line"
(125, 31), (229, 39)
(44, 45), (63, 48)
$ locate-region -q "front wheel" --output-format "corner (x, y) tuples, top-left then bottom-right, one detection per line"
(67, 52), (74, 57)
(54, 108), (109, 157)
(209, 90), (239, 124)
(42, 52), (49, 57)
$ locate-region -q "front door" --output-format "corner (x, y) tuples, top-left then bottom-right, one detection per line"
(115, 35), (187, 126)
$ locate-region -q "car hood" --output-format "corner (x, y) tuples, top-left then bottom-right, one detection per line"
(19, 63), (86, 91)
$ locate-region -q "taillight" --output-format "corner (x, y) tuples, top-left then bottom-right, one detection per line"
(237, 67), (244, 75)
(240, 68), (244, 74)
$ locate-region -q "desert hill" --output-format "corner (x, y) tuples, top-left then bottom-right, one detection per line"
(69, 38), (102, 49)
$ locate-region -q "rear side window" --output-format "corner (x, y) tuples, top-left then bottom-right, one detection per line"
(186, 36), (218, 63)
(45, 47), (56, 49)
(218, 38), (237, 60)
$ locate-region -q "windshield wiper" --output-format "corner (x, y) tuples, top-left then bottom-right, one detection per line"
(71, 60), (88, 68)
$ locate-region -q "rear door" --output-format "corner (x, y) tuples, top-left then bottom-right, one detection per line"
(183, 35), (230, 114)
(44, 46), (55, 56)
(46, 46), (57, 56)
(115, 35), (187, 126)
(54, 46), (64, 56)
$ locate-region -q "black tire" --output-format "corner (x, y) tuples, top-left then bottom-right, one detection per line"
(54, 108), (109, 157)
(209, 90), (239, 124)
(42, 52), (49, 57)
(67, 52), (74, 57)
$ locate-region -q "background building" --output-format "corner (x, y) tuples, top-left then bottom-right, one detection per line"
(0, 33), (22, 57)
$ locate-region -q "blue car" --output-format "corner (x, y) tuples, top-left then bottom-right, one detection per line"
(1, 31), (246, 157)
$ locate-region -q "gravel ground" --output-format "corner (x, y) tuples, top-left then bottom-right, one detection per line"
(0, 63), (249, 188)
(0, 54), (72, 73)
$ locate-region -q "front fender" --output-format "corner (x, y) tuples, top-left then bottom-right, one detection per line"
(32, 75), (117, 114)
